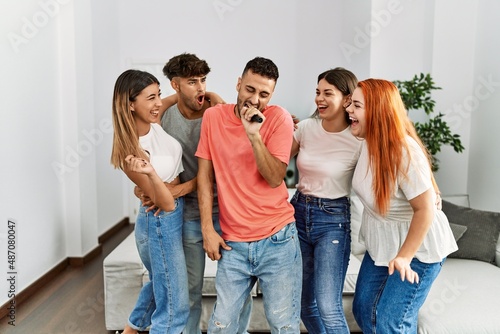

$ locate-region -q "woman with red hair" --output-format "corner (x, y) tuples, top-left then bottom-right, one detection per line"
(346, 79), (457, 333)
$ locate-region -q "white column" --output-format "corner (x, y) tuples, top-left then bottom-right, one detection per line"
(58, 0), (99, 257)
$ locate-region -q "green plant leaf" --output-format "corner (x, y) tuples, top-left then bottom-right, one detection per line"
(393, 73), (464, 171)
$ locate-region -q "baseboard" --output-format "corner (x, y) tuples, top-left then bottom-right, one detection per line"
(0, 218), (129, 320)
(68, 243), (103, 267)
(0, 258), (68, 320)
(68, 217), (129, 267)
(98, 217), (129, 244)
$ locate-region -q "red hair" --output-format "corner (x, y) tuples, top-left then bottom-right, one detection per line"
(358, 79), (436, 215)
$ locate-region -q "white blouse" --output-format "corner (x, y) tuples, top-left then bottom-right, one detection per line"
(352, 137), (458, 266)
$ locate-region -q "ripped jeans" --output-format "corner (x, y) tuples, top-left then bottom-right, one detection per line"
(183, 216), (252, 334)
(208, 222), (302, 334)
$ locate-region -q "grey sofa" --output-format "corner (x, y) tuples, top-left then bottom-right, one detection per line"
(104, 194), (500, 333)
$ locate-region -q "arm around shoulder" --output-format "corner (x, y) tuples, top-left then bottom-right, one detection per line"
(157, 94), (178, 123)
(205, 91), (226, 106)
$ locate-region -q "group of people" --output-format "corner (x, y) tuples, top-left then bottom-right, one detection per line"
(110, 53), (458, 334)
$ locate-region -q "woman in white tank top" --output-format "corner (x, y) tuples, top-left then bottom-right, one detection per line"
(110, 69), (189, 334)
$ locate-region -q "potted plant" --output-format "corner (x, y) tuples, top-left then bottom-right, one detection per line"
(393, 73), (464, 171)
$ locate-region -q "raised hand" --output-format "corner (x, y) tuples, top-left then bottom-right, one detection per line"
(125, 155), (154, 175)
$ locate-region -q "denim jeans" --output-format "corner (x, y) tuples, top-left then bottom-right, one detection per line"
(291, 191), (351, 334)
(183, 216), (252, 334)
(208, 222), (302, 334)
(128, 198), (189, 334)
(352, 252), (445, 334)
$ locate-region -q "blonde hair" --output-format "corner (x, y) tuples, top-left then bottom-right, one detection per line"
(358, 79), (436, 215)
(110, 69), (159, 169)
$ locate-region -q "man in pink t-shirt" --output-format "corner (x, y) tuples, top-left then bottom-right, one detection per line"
(196, 57), (302, 333)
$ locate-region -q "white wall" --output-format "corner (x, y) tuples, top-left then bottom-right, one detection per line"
(90, 0), (129, 228)
(0, 0), (74, 304)
(430, 0), (477, 199)
(468, 0), (500, 210)
(1, 0), (499, 308)
(367, 0), (477, 199)
(370, 0), (435, 80)
(57, 0), (99, 260)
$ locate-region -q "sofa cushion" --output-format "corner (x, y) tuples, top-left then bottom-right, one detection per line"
(497, 238), (500, 267)
(350, 193), (365, 257)
(204, 255), (257, 297)
(418, 258), (500, 333)
(202, 255), (218, 296)
(442, 200), (500, 264)
(449, 223), (467, 242)
(343, 254), (362, 294)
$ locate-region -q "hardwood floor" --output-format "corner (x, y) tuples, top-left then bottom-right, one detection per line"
(0, 223), (135, 334)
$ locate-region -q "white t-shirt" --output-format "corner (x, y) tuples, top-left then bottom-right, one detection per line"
(352, 137), (458, 266)
(294, 118), (362, 199)
(139, 123), (184, 183)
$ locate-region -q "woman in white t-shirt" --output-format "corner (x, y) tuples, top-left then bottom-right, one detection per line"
(290, 67), (362, 334)
(110, 69), (189, 334)
(346, 79), (457, 333)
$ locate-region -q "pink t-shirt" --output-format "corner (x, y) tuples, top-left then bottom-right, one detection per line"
(196, 104), (295, 241)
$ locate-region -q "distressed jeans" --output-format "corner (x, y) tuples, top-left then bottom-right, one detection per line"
(208, 222), (302, 334)
(128, 198), (189, 334)
(291, 191), (351, 334)
(183, 216), (252, 334)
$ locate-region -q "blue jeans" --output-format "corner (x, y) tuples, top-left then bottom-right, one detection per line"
(291, 191), (351, 334)
(128, 198), (189, 334)
(183, 216), (252, 334)
(208, 222), (302, 334)
(352, 252), (445, 334)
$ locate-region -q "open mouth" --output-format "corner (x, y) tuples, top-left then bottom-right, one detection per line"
(349, 116), (359, 125)
(197, 95), (205, 105)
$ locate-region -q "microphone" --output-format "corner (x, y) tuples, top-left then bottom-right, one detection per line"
(250, 114), (263, 123)
(245, 103), (263, 123)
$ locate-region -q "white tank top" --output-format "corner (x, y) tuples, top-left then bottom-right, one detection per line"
(139, 123), (183, 183)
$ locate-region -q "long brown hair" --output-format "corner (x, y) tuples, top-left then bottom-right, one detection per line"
(312, 67), (358, 123)
(110, 69), (159, 170)
(359, 79), (436, 215)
